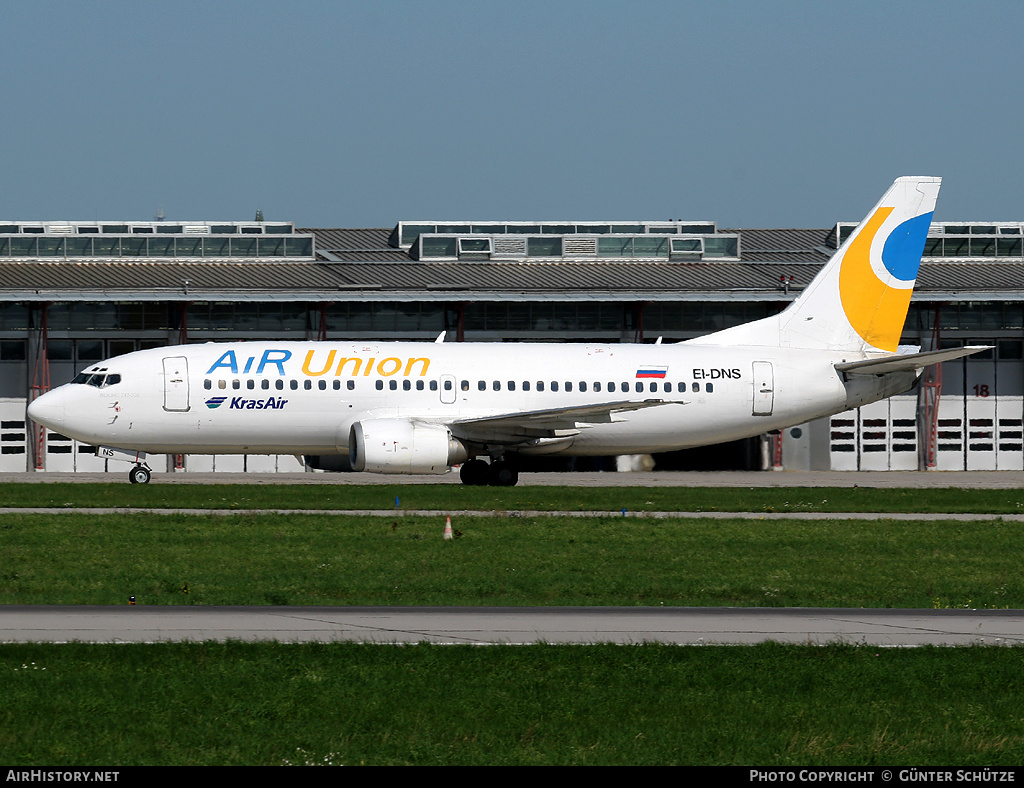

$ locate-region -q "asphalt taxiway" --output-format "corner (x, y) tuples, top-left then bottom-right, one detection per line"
(3, 469), (1024, 487)
(3, 605), (1024, 646)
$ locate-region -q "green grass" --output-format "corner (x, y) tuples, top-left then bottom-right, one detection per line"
(3, 641), (1024, 765)
(1, 511), (1021, 607)
(5, 482), (1024, 766)
(4, 481), (1024, 514)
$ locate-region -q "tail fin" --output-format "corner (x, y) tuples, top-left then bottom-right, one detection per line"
(690, 176), (940, 353)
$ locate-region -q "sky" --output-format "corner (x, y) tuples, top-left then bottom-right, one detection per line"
(1, 0), (1021, 229)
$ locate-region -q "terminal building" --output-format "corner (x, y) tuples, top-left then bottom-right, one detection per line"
(1, 214), (1021, 475)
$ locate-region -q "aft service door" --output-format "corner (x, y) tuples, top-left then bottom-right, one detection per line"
(752, 361), (774, 416)
(162, 356), (190, 412)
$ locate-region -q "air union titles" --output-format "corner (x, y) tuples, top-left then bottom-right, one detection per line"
(205, 349), (430, 378)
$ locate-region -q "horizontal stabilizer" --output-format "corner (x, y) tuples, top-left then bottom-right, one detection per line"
(835, 346), (992, 376)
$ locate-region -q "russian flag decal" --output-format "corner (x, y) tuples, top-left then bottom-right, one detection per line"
(636, 366), (668, 379)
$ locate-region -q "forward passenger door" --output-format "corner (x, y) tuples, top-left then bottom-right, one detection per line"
(162, 356), (190, 412)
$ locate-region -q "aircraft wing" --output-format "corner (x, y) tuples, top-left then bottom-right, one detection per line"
(835, 346), (992, 376)
(450, 399), (684, 442)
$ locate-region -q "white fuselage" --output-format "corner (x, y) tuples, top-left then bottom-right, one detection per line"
(28, 339), (911, 458)
(22, 177), (944, 484)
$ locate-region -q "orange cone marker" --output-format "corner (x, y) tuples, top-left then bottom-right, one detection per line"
(444, 516), (453, 541)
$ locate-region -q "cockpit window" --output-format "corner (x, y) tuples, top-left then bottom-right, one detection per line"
(71, 372), (121, 388)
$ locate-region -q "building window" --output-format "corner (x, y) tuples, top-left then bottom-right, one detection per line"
(527, 237), (562, 257)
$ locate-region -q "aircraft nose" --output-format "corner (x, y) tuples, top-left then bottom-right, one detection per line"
(27, 387), (66, 432)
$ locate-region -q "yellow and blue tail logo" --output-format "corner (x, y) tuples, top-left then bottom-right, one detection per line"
(688, 176), (940, 353)
(837, 181), (937, 352)
(777, 176), (941, 353)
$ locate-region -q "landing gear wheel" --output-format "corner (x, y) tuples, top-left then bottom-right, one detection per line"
(128, 465), (151, 485)
(488, 461), (519, 487)
(459, 459), (489, 486)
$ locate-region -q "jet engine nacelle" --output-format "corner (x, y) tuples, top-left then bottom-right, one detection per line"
(349, 418), (469, 475)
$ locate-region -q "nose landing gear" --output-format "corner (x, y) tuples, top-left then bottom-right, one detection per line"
(128, 464), (152, 485)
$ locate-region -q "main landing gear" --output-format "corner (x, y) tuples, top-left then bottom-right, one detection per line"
(128, 464), (152, 485)
(459, 458), (519, 487)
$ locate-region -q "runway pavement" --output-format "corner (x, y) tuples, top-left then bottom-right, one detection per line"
(3, 605), (1024, 646)
(4, 469), (1024, 487)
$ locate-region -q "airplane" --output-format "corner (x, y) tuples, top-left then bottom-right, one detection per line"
(27, 176), (987, 486)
